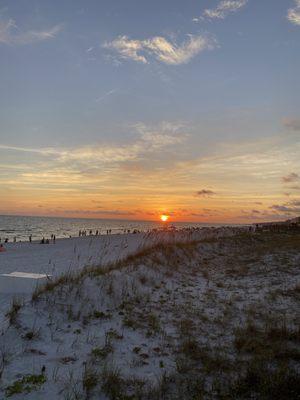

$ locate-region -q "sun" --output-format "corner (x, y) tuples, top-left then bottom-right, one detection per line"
(160, 214), (169, 222)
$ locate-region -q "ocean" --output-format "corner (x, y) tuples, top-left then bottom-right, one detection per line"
(0, 215), (229, 242)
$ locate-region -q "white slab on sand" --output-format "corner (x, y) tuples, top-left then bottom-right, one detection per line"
(0, 271), (50, 294)
(1, 271), (49, 279)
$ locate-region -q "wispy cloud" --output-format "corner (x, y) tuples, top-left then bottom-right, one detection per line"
(104, 34), (216, 65)
(270, 201), (300, 214)
(0, 121), (188, 167)
(196, 189), (216, 197)
(200, 0), (248, 20)
(104, 36), (147, 63)
(63, 209), (136, 216)
(0, 18), (62, 45)
(134, 121), (188, 149)
(283, 117), (300, 131)
(0, 144), (60, 156)
(281, 172), (299, 183)
(96, 89), (117, 103)
(287, 0), (300, 25)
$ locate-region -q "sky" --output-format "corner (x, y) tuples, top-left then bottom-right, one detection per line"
(0, 0), (299, 223)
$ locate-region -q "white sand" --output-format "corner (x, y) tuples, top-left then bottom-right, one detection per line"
(0, 229), (298, 399)
(0, 227), (245, 328)
(0, 234), (146, 277)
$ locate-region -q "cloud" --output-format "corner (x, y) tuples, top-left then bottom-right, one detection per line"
(134, 121), (188, 149)
(0, 144), (62, 157)
(104, 34), (216, 65)
(0, 121), (188, 169)
(287, 0), (300, 25)
(0, 18), (62, 45)
(196, 189), (216, 197)
(201, 0), (248, 20)
(63, 209), (136, 216)
(270, 203), (300, 213)
(104, 36), (147, 63)
(283, 118), (300, 132)
(269, 199), (300, 215)
(281, 172), (299, 183)
(96, 89), (117, 103)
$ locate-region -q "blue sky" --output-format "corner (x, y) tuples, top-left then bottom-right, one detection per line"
(0, 0), (299, 222)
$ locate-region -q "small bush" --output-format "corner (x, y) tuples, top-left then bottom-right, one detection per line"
(5, 374), (46, 397)
(101, 366), (124, 400)
(91, 343), (113, 359)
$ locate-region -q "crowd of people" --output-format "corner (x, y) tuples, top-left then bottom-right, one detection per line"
(0, 227), (144, 251)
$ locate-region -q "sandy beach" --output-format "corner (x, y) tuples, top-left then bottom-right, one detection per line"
(0, 227), (244, 325)
(0, 227), (244, 276)
(0, 227), (299, 399)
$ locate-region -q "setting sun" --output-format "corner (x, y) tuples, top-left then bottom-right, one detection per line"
(160, 214), (169, 222)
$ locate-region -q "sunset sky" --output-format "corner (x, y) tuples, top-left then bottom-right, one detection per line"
(0, 0), (299, 223)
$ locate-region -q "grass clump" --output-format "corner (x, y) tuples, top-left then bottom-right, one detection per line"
(217, 361), (300, 400)
(93, 310), (111, 319)
(91, 343), (113, 360)
(82, 365), (98, 395)
(5, 374), (46, 397)
(6, 297), (22, 325)
(123, 315), (139, 330)
(234, 320), (300, 361)
(23, 328), (40, 341)
(101, 366), (125, 400)
(146, 313), (161, 335)
(179, 338), (207, 361)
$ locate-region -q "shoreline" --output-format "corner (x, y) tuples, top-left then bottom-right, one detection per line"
(0, 214), (247, 243)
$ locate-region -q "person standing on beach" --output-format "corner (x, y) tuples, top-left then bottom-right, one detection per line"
(29, 235), (32, 243)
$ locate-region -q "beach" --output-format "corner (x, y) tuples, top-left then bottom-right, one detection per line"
(0, 233), (145, 323)
(0, 227), (299, 399)
(0, 227), (244, 326)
